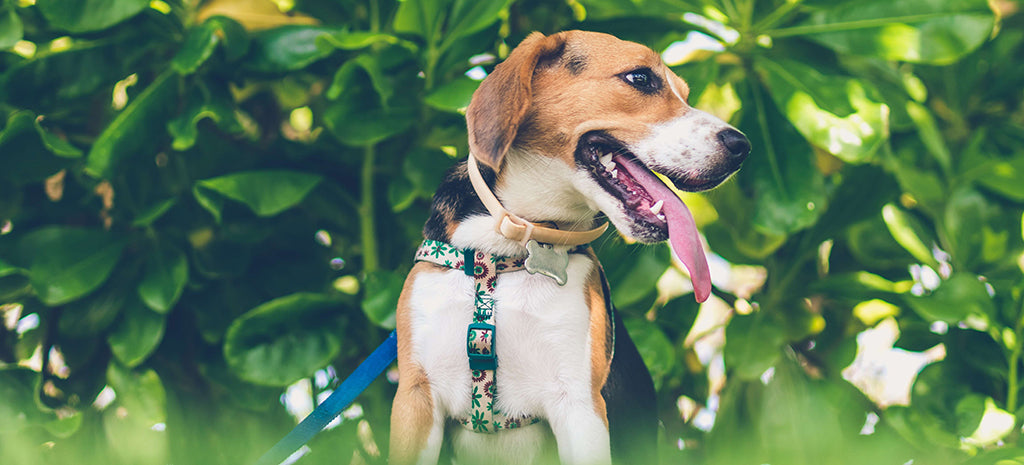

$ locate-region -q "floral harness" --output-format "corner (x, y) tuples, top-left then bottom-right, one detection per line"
(414, 239), (590, 433)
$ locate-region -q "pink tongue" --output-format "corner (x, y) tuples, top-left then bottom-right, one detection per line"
(617, 158), (711, 302)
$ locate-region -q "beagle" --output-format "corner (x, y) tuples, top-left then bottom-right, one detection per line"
(389, 31), (749, 465)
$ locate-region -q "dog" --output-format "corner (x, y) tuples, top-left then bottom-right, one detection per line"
(389, 30), (750, 465)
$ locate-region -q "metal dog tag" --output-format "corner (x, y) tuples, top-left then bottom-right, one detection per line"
(525, 240), (569, 286)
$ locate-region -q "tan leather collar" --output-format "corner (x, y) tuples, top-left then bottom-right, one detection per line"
(467, 154), (608, 246)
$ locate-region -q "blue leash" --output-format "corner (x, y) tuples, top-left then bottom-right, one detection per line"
(255, 331), (398, 465)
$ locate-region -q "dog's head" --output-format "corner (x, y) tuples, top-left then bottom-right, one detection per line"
(466, 31), (750, 300)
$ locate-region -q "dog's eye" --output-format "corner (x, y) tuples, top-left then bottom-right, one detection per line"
(621, 68), (660, 94)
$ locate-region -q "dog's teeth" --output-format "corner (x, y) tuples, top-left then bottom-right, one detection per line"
(649, 200), (664, 215)
(598, 155), (614, 172)
(611, 169), (618, 178)
(657, 213), (666, 221)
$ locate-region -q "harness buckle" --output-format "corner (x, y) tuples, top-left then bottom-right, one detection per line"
(467, 322), (497, 370)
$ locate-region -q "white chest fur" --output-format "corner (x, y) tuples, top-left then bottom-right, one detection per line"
(408, 253), (596, 420)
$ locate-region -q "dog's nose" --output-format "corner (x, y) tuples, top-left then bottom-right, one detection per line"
(718, 129), (750, 161)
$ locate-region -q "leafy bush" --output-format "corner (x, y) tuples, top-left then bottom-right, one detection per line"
(1, 0), (1022, 464)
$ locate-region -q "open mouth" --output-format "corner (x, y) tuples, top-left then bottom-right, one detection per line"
(577, 133), (669, 234)
(575, 131), (713, 302)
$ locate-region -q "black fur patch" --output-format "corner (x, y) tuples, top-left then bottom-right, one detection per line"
(565, 53), (588, 75)
(422, 160), (497, 242)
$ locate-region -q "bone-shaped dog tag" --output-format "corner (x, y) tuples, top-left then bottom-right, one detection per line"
(525, 240), (569, 286)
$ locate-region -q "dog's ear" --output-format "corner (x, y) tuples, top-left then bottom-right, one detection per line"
(466, 32), (567, 171)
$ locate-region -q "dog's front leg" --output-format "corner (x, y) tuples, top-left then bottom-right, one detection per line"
(389, 365), (444, 465)
(547, 398), (612, 465)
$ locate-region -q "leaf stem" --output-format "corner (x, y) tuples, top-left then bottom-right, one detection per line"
(739, 0), (756, 32)
(718, 0), (742, 24)
(747, 65), (786, 197)
(767, 13), (971, 38)
(753, 0), (803, 32)
(360, 144), (379, 273)
(369, 0), (380, 33)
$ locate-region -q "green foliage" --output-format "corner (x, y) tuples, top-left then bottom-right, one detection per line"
(0, 0), (1022, 464)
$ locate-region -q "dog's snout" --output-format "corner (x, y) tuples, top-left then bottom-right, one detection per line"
(717, 129), (750, 161)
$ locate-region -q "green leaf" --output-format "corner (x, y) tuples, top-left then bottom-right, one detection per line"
(790, 0), (995, 64)
(244, 25), (340, 73)
(809, 164), (899, 244)
(197, 356), (280, 411)
(0, 37), (132, 111)
(724, 313), (784, 380)
(103, 363), (168, 464)
(323, 53), (415, 145)
(171, 21), (220, 75)
(895, 321), (943, 351)
(905, 273), (994, 324)
(20, 227), (126, 306)
(0, 5), (23, 49)
(964, 447), (1024, 465)
(594, 241), (670, 310)
(393, 0), (448, 40)
(708, 358), (864, 463)
(388, 178), (418, 212)
(171, 15), (249, 75)
(955, 394), (987, 437)
(132, 198), (177, 227)
(756, 359), (850, 462)
(704, 182), (788, 262)
(59, 279), (127, 336)
(944, 187), (1005, 268)
(906, 101), (952, 174)
(442, 0), (511, 46)
(847, 217), (918, 269)
(36, 0), (149, 33)
(623, 318), (676, 390)
(392, 148), (453, 211)
(193, 170), (322, 219)
(192, 184), (226, 223)
(326, 53), (393, 105)
(881, 203), (939, 267)
(108, 296), (167, 367)
(316, 31), (415, 52)
(0, 256), (26, 279)
(394, 0), (507, 53)
(323, 100), (416, 146)
(573, 0), (704, 19)
(223, 293), (344, 386)
(740, 82), (827, 235)
(0, 110), (82, 185)
(976, 155), (1024, 202)
(361, 270), (403, 329)
(137, 242), (188, 313)
(757, 58), (887, 163)
(887, 149), (946, 215)
(811, 271), (908, 300)
(0, 368), (50, 433)
(167, 80), (247, 151)
(85, 71), (178, 179)
(44, 411), (83, 438)
(905, 361), (973, 447)
(424, 75), (480, 112)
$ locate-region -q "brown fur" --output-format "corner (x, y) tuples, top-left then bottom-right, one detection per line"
(390, 263), (442, 465)
(467, 31), (694, 175)
(585, 264), (611, 426)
